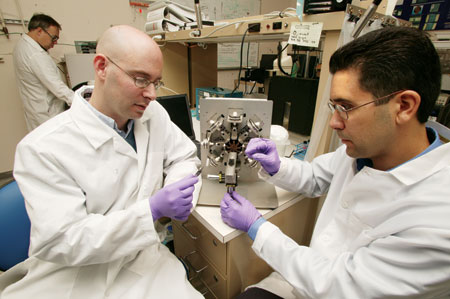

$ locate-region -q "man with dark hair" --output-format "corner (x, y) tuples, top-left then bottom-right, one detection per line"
(27, 13), (62, 32)
(221, 26), (450, 298)
(13, 13), (74, 132)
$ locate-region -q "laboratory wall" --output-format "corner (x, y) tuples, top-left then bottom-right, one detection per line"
(0, 0), (296, 173)
(0, 0), (150, 172)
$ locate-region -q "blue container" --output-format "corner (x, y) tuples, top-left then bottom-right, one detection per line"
(195, 87), (243, 120)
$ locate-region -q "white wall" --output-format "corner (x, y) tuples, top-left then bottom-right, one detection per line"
(0, 0), (296, 172)
(0, 0), (148, 172)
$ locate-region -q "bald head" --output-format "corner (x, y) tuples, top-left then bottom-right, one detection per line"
(89, 25), (164, 128)
(96, 25), (162, 62)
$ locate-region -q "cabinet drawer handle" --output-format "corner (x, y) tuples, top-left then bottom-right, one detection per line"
(199, 276), (219, 298)
(182, 253), (220, 299)
(189, 275), (218, 298)
(184, 250), (208, 274)
(181, 221), (199, 240)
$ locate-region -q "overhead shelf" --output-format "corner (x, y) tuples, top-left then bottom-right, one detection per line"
(154, 12), (346, 44)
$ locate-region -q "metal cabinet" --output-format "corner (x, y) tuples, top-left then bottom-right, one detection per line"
(173, 196), (318, 299)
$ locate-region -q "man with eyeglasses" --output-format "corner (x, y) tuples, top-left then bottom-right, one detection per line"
(13, 13), (74, 132)
(220, 26), (450, 298)
(2, 25), (203, 298)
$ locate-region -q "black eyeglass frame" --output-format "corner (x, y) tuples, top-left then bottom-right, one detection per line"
(105, 55), (164, 90)
(41, 27), (59, 42)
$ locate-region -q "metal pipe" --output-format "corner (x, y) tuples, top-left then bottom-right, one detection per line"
(351, 0), (382, 39)
(14, 0), (27, 33)
(194, 0), (203, 30)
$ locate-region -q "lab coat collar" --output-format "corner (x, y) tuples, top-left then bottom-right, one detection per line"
(388, 142), (450, 186)
(139, 102), (155, 125)
(71, 86), (153, 159)
(22, 34), (46, 53)
(71, 86), (122, 150)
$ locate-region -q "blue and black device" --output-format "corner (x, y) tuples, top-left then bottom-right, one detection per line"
(195, 87), (243, 120)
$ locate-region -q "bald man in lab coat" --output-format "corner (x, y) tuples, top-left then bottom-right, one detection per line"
(1, 25), (203, 298)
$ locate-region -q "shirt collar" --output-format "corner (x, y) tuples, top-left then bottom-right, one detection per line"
(78, 88), (135, 139)
(356, 126), (443, 172)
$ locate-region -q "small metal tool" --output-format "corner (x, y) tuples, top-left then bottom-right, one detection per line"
(226, 186), (235, 194)
(194, 166), (203, 177)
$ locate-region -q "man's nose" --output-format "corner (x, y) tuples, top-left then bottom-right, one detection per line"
(142, 83), (157, 101)
(329, 110), (345, 130)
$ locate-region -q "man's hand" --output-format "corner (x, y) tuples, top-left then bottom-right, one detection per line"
(245, 138), (281, 175)
(149, 175), (198, 221)
(220, 191), (261, 232)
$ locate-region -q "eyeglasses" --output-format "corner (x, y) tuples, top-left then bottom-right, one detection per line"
(41, 27), (59, 42)
(328, 90), (404, 120)
(105, 56), (164, 90)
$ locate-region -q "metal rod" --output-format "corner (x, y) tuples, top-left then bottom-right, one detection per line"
(194, 0), (203, 30)
(351, 0), (382, 39)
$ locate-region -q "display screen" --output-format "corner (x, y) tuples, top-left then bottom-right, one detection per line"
(156, 94), (195, 139)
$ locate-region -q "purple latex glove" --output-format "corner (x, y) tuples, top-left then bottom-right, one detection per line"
(150, 174), (199, 221)
(245, 138), (281, 175)
(220, 191), (261, 232)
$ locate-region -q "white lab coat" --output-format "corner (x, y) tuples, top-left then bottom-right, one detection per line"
(13, 34), (74, 132)
(0, 87), (203, 298)
(253, 142), (450, 298)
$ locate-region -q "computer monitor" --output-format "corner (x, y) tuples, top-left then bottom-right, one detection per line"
(156, 94), (196, 141)
(268, 76), (318, 136)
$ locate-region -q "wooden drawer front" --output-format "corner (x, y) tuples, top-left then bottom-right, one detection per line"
(174, 216), (227, 274)
(198, 256), (227, 299)
(185, 251), (227, 299)
(173, 221), (196, 263)
(173, 223), (227, 299)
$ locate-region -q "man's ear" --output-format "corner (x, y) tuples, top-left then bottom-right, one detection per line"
(394, 90), (421, 125)
(33, 27), (44, 39)
(93, 54), (107, 81)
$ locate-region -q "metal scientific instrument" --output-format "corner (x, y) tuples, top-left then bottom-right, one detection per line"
(198, 98), (278, 209)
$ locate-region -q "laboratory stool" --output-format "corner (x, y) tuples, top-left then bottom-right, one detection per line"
(0, 180), (31, 272)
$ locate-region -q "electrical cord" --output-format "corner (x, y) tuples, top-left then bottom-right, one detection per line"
(249, 81), (257, 94)
(160, 85), (181, 95)
(55, 43), (76, 47)
(265, 7), (297, 18)
(231, 24), (257, 94)
(57, 66), (67, 75)
(152, 34), (167, 47)
(277, 42), (290, 76)
(188, 20), (247, 39)
(244, 40), (251, 94)
(0, 32), (22, 37)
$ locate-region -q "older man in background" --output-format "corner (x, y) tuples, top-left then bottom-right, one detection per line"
(13, 13), (74, 131)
